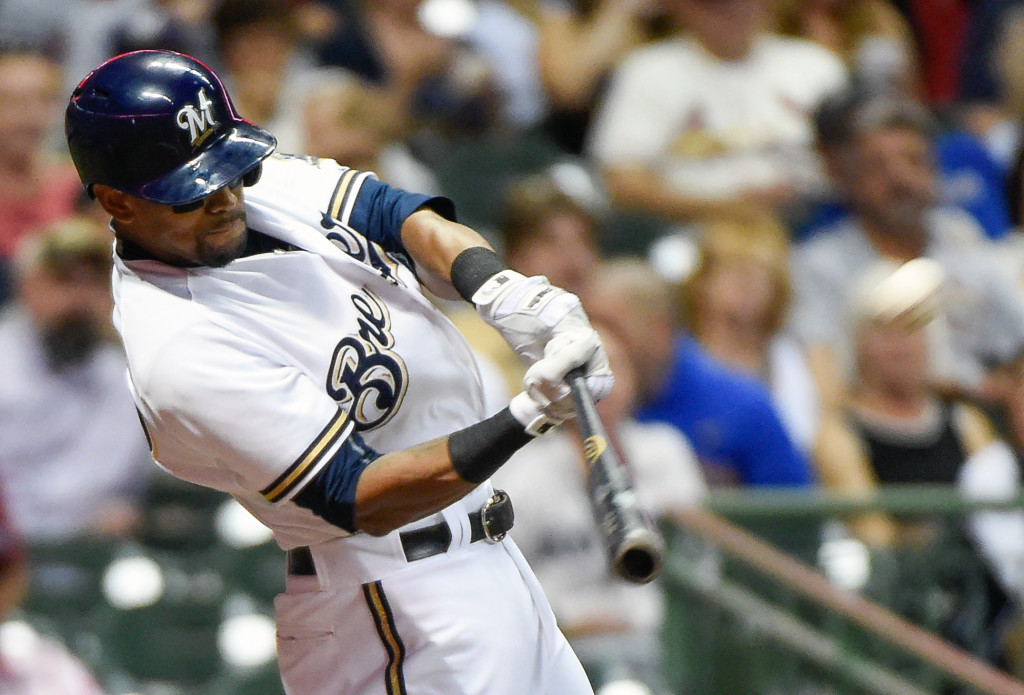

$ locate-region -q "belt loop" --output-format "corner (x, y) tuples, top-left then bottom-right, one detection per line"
(441, 504), (469, 548)
(401, 522), (452, 562)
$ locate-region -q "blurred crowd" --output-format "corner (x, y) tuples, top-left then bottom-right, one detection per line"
(5, 0), (1024, 693)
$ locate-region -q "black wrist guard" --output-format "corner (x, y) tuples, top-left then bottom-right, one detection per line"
(450, 247), (508, 303)
(448, 407), (533, 483)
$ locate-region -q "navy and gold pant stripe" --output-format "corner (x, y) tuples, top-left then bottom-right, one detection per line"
(363, 580), (408, 695)
(260, 409), (351, 503)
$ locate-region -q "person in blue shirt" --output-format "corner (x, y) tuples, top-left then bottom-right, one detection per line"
(638, 334), (814, 487)
(582, 258), (814, 487)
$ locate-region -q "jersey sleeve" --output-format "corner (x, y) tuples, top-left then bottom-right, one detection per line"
(329, 173), (457, 254)
(133, 321), (367, 511)
(249, 154), (455, 257)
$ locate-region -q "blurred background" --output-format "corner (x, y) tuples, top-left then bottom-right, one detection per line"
(4, 0), (1024, 693)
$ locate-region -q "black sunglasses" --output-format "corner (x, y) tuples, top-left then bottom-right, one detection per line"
(170, 165), (263, 214)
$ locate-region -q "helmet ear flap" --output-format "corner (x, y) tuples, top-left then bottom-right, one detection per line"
(242, 164), (262, 188)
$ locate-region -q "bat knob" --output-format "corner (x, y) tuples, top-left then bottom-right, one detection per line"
(614, 528), (664, 585)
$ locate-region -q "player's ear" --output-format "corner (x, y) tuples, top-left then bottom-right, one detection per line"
(92, 184), (136, 223)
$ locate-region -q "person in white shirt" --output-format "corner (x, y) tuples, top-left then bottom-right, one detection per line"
(587, 0), (847, 226)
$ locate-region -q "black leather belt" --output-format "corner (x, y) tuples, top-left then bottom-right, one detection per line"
(287, 490), (514, 574)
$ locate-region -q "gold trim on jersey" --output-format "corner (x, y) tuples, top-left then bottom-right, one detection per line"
(328, 168), (367, 226)
(363, 580), (407, 695)
(260, 409), (352, 503)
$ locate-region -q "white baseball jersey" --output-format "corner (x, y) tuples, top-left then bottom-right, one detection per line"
(111, 154), (593, 695)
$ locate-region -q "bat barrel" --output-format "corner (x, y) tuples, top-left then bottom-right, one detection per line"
(566, 367), (665, 584)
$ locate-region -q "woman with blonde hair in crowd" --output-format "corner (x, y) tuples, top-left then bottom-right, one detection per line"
(680, 212), (821, 455)
(814, 258), (1024, 670)
(816, 260), (1024, 562)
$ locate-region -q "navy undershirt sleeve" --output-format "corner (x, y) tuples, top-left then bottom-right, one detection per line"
(291, 431), (381, 532)
(348, 177), (457, 254)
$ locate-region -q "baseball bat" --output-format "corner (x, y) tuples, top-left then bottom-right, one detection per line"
(566, 367), (665, 584)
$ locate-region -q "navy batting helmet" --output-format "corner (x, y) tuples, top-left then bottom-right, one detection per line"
(65, 50), (276, 206)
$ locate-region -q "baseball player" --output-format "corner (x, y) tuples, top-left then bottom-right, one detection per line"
(64, 50), (612, 695)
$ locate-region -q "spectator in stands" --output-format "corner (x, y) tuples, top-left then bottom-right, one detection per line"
(211, 0), (323, 153)
(957, 4), (1024, 172)
(791, 93), (1024, 408)
(0, 46), (80, 305)
(894, 0), (1009, 109)
(312, 0), (500, 139)
(586, 0), (847, 230)
(680, 212), (820, 456)
(493, 326), (704, 694)
(105, 0), (214, 60)
(772, 0), (919, 96)
(814, 259), (1024, 660)
(462, 0), (548, 133)
(535, 0), (667, 155)
(803, 78), (1013, 243)
(0, 219), (152, 541)
(583, 257), (813, 488)
(60, 0), (216, 102)
(498, 166), (604, 297)
(301, 69), (441, 195)
(958, 0), (1024, 110)
(0, 0), (74, 53)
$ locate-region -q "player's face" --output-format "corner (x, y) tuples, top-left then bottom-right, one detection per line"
(101, 182), (249, 268)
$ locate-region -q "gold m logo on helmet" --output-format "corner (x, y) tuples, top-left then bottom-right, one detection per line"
(583, 435), (606, 468)
(176, 88), (218, 146)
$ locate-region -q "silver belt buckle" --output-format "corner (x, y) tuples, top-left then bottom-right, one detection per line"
(480, 490), (510, 543)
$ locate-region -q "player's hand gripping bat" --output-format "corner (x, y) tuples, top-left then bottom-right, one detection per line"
(566, 367), (665, 584)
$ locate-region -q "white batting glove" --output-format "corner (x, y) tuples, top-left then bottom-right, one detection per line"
(507, 320), (614, 436)
(472, 268), (614, 392)
(508, 340), (614, 438)
(509, 391), (567, 436)
(524, 327), (614, 417)
(472, 270), (587, 362)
